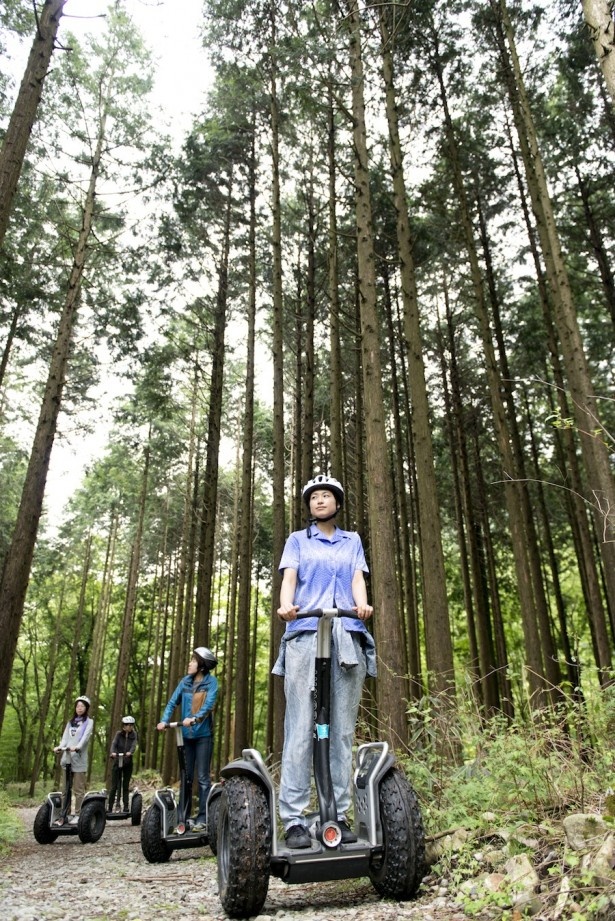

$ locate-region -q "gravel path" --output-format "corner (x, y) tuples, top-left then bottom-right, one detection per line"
(2, 807), (469, 921)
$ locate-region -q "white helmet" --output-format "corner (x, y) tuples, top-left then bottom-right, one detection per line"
(75, 695), (91, 708)
(193, 646), (217, 670)
(121, 715), (135, 724)
(302, 475), (344, 508)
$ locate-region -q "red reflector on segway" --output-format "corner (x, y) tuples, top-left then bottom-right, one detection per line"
(176, 822), (186, 835)
(323, 826), (338, 843)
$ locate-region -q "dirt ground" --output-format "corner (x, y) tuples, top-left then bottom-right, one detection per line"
(2, 806), (469, 921)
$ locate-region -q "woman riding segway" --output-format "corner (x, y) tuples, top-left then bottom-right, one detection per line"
(108, 715), (138, 816)
(156, 646), (218, 830)
(54, 695), (94, 820)
(274, 474), (376, 848)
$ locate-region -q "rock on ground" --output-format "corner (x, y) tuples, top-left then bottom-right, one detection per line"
(2, 807), (468, 921)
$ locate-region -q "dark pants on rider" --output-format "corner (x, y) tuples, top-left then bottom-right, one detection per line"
(109, 759), (133, 811)
(183, 736), (213, 824)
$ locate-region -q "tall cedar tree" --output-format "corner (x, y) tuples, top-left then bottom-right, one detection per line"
(0, 0), (66, 247)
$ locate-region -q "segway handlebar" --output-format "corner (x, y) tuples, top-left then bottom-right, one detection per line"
(295, 608), (358, 620)
(159, 718), (199, 729)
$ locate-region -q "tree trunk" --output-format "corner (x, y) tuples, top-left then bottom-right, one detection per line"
(107, 443), (150, 784)
(234, 118), (258, 757)
(0, 0), (66, 247)
(344, 0), (409, 747)
(267, 0), (286, 762)
(582, 0), (615, 108)
(431, 30), (547, 705)
(194, 173), (233, 645)
(379, 8), (455, 701)
(493, 0), (615, 620)
(327, 79), (344, 483)
(0, 104), (105, 731)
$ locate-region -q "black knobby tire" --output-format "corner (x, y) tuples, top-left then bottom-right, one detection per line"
(78, 799), (106, 843)
(369, 768), (425, 900)
(207, 791), (221, 856)
(33, 802), (59, 844)
(131, 792), (143, 826)
(217, 776), (271, 918)
(140, 804), (172, 863)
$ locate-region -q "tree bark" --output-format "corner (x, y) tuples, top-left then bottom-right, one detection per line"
(582, 0), (615, 108)
(0, 0), (66, 247)
(344, 0), (409, 747)
(379, 8), (455, 701)
(0, 102), (105, 732)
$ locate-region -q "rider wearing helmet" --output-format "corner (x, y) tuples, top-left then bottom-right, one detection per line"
(54, 695), (94, 816)
(108, 715), (139, 812)
(273, 474), (376, 849)
(157, 646), (218, 830)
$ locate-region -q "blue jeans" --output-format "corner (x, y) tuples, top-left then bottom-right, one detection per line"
(183, 735), (213, 824)
(278, 631), (367, 830)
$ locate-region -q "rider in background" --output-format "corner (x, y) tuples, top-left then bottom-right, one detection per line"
(54, 695), (94, 817)
(273, 474), (376, 849)
(157, 647), (218, 831)
(108, 715), (138, 812)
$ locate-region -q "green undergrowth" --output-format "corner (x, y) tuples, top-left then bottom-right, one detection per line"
(399, 681), (615, 831)
(393, 681), (615, 918)
(0, 790), (24, 856)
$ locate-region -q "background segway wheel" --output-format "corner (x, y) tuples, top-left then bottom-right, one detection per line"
(368, 768), (425, 900)
(78, 800), (106, 843)
(217, 776), (271, 918)
(207, 791), (221, 856)
(33, 802), (59, 844)
(140, 804), (172, 863)
(131, 792), (143, 826)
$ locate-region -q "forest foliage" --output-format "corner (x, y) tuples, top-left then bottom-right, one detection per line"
(0, 0), (613, 824)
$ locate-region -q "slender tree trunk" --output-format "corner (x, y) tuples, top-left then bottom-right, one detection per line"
(86, 513), (117, 714)
(493, 0), (615, 616)
(267, 0), (286, 761)
(301, 153), (316, 483)
(29, 579), (66, 796)
(343, 0), (409, 747)
(441, 289), (500, 715)
(107, 443), (150, 784)
(582, 0), (615, 107)
(505, 118), (613, 681)
(574, 165), (615, 331)
(194, 173), (233, 645)
(431, 30), (547, 704)
(327, 79), (344, 483)
(0, 0), (66, 247)
(379, 8), (455, 701)
(234, 119), (258, 757)
(0, 85), (108, 732)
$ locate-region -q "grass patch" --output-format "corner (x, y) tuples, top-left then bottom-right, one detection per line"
(0, 790), (24, 856)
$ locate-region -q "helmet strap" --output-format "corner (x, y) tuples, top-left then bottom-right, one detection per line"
(306, 509), (339, 537)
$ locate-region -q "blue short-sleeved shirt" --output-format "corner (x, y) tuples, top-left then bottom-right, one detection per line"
(278, 523), (369, 634)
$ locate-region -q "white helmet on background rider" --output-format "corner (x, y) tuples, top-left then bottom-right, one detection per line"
(75, 695), (90, 710)
(193, 647), (218, 671)
(121, 715), (136, 725)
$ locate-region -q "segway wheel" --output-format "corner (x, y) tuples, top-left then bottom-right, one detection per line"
(131, 792), (143, 826)
(207, 791), (221, 856)
(33, 802), (59, 844)
(78, 799), (106, 843)
(140, 804), (172, 863)
(369, 768), (425, 900)
(217, 776), (271, 918)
